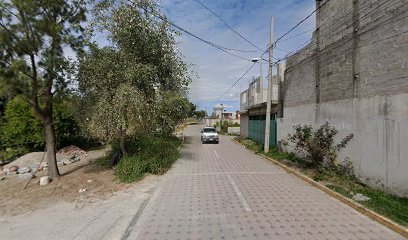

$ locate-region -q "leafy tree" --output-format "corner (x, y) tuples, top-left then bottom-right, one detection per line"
(0, 95), (82, 161)
(155, 92), (192, 135)
(1, 95), (44, 150)
(193, 110), (206, 119)
(0, 0), (88, 178)
(78, 0), (191, 155)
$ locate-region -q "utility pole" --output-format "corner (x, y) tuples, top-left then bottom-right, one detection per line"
(264, 16), (274, 153)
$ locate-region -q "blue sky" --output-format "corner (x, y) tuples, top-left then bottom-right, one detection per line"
(159, 0), (317, 114)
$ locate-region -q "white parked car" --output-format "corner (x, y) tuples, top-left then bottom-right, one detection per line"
(201, 127), (219, 144)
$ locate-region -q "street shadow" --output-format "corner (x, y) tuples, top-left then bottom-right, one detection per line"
(61, 160), (108, 176)
(179, 136), (196, 161)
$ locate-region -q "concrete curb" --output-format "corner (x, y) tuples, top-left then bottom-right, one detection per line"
(233, 139), (408, 239)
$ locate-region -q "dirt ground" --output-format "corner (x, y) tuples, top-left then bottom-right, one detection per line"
(0, 147), (131, 217)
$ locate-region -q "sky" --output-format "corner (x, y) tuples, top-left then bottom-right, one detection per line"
(158, 0), (317, 115)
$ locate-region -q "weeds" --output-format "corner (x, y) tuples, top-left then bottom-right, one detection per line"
(235, 134), (408, 228)
(99, 135), (182, 183)
(288, 122), (353, 168)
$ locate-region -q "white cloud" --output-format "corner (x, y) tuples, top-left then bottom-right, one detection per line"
(159, 0), (316, 111)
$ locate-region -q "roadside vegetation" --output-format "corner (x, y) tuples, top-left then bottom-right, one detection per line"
(102, 135), (182, 183)
(213, 121), (240, 134)
(0, 1), (194, 184)
(235, 123), (408, 227)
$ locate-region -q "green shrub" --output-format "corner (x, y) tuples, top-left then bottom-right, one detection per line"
(0, 96), (96, 162)
(111, 135), (182, 182)
(287, 122), (353, 168)
(1, 96), (44, 150)
(114, 155), (147, 183)
(53, 101), (81, 148)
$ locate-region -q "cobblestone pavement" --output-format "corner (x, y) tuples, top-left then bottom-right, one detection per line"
(126, 125), (405, 240)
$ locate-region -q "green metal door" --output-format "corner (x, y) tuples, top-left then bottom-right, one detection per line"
(248, 114), (276, 146)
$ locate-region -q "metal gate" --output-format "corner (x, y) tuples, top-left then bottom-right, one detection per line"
(248, 114), (277, 146)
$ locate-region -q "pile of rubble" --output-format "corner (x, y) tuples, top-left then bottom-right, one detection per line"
(0, 146), (87, 184)
(57, 145), (87, 156)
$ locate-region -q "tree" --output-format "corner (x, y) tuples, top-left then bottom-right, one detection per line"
(155, 92), (192, 135)
(1, 95), (44, 150)
(0, 0), (87, 179)
(78, 0), (191, 155)
(78, 46), (152, 155)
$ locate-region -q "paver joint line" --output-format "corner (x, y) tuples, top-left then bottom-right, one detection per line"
(128, 126), (405, 240)
(233, 139), (408, 239)
(173, 171), (285, 176)
(213, 150), (220, 160)
(227, 174), (252, 212)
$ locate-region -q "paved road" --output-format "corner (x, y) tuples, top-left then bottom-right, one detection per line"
(126, 125), (404, 240)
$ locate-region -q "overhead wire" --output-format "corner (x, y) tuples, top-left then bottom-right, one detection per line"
(192, 0), (263, 53)
(213, 63), (256, 103)
(214, 0), (333, 102)
(135, 3), (254, 62)
(213, 0), (398, 101)
(272, 0), (400, 62)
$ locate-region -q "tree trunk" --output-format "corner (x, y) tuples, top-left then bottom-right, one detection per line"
(120, 133), (127, 157)
(44, 118), (60, 179)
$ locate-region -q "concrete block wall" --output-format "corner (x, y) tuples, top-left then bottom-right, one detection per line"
(240, 114), (249, 138)
(279, 0), (408, 197)
(283, 43), (317, 107)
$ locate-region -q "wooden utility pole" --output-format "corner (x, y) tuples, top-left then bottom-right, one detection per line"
(264, 16), (274, 153)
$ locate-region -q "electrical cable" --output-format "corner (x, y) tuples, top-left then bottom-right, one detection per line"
(269, 0), (400, 62)
(214, 63), (256, 102)
(193, 0), (262, 52)
(136, 3), (254, 61)
(212, 0), (332, 102)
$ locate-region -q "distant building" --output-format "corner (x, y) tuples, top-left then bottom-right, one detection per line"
(212, 104), (224, 118)
(205, 104), (240, 127)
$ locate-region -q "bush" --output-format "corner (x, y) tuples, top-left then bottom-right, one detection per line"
(114, 155), (147, 183)
(0, 96), (44, 150)
(0, 96), (96, 162)
(111, 135), (181, 182)
(287, 122), (353, 169)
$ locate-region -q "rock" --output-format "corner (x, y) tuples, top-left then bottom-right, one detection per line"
(57, 161), (64, 167)
(352, 193), (370, 202)
(40, 176), (50, 186)
(17, 166), (32, 174)
(87, 179), (94, 183)
(42, 162), (48, 169)
(0, 166), (3, 175)
(0, 176), (5, 181)
(18, 173), (33, 180)
(61, 159), (72, 165)
(79, 188), (87, 193)
(70, 156), (81, 163)
(9, 165), (18, 172)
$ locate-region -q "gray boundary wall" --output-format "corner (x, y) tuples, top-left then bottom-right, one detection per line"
(279, 0), (408, 197)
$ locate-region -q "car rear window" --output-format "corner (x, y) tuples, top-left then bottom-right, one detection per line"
(203, 128), (216, 133)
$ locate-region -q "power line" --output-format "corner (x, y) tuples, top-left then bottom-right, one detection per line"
(274, 0), (403, 66)
(135, 3), (253, 62)
(279, 28), (315, 42)
(214, 0), (332, 102)
(264, 0), (392, 61)
(274, 0), (331, 46)
(214, 63), (256, 102)
(193, 0), (262, 52)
